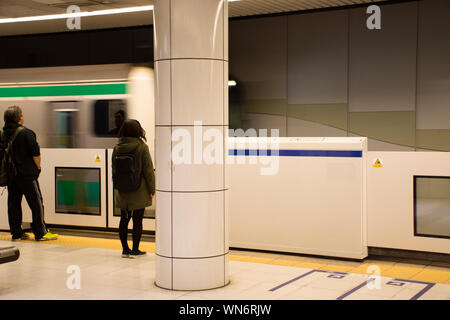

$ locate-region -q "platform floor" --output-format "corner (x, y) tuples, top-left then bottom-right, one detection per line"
(0, 232), (449, 300)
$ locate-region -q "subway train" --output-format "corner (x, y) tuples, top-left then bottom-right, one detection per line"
(0, 64), (156, 227)
(0, 63), (155, 154)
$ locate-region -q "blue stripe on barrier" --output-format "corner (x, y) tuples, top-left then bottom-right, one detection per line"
(228, 149), (362, 158)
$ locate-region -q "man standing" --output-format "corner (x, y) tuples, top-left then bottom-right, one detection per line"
(108, 110), (126, 135)
(2, 106), (58, 241)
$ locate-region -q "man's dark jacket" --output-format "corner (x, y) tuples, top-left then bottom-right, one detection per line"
(1, 122), (40, 181)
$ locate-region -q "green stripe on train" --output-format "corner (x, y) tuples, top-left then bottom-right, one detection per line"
(0, 83), (127, 97)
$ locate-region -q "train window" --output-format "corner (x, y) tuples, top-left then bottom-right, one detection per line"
(414, 176), (450, 239)
(55, 167), (101, 216)
(49, 101), (79, 148)
(93, 99), (127, 137)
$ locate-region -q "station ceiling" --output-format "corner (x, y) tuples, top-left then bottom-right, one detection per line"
(0, 0), (383, 36)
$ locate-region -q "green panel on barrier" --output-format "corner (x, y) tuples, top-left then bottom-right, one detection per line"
(0, 83), (127, 97)
(57, 181), (76, 206)
(55, 167), (101, 215)
(57, 181), (99, 207)
(86, 182), (100, 207)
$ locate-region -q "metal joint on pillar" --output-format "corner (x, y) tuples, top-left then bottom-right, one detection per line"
(153, 0), (229, 291)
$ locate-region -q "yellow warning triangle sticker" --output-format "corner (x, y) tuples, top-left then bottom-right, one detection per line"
(373, 158), (383, 168)
(95, 155), (101, 163)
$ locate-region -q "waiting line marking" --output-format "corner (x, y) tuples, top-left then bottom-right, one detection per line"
(269, 269), (347, 292)
(269, 270), (437, 300)
(336, 278), (374, 300)
(337, 278), (435, 300)
(397, 279), (436, 300)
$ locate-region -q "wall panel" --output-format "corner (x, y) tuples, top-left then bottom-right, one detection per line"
(288, 10), (348, 105)
(229, 16), (287, 134)
(349, 3), (418, 113)
(416, 0), (450, 129)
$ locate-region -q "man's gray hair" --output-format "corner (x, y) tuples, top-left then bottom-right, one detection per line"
(4, 105), (22, 123)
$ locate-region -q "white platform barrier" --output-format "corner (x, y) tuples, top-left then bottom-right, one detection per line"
(33, 149), (108, 228)
(0, 187), (9, 230)
(1, 144), (448, 258)
(367, 151), (450, 254)
(0, 148), (155, 231)
(228, 137), (368, 259)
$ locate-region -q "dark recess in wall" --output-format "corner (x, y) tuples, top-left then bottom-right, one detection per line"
(0, 25), (154, 68)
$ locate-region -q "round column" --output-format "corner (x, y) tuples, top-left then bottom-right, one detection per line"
(154, 0), (229, 290)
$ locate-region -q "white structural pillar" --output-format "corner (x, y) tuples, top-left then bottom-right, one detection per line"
(154, 0), (229, 290)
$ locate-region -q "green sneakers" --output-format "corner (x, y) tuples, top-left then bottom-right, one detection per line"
(36, 230), (59, 241)
(12, 230), (59, 241)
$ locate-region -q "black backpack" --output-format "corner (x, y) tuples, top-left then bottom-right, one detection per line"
(0, 127), (24, 187)
(112, 151), (141, 192)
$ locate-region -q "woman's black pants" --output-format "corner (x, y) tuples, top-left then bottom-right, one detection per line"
(119, 208), (144, 252)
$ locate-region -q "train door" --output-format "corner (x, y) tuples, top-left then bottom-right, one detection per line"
(48, 101), (80, 148)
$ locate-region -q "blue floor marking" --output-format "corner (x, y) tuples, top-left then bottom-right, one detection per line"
(269, 271), (438, 300)
(336, 278), (374, 300)
(269, 270), (347, 292)
(336, 277), (436, 300)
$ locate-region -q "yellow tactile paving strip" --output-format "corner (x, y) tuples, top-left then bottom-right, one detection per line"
(1, 233), (450, 285)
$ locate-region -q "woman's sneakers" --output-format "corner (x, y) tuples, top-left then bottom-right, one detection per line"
(121, 249), (133, 258)
(121, 249), (146, 258)
(130, 250), (146, 257)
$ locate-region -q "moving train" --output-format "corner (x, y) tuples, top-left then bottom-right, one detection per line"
(0, 64), (156, 227)
(0, 63), (155, 155)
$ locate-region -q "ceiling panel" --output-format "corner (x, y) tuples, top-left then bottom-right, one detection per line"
(0, 0), (383, 36)
(229, 0), (383, 17)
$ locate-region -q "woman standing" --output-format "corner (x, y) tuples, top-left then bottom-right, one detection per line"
(112, 119), (155, 257)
